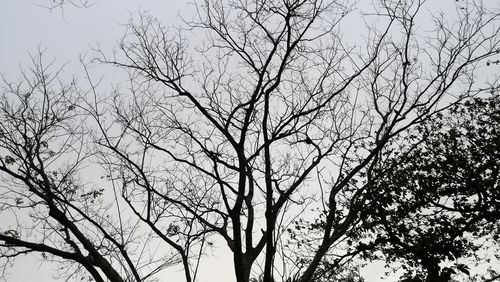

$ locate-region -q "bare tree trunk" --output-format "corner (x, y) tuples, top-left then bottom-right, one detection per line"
(234, 254), (252, 282)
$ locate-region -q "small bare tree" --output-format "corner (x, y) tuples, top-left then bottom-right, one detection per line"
(0, 51), (186, 282)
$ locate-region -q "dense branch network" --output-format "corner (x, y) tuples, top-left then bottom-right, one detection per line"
(1, 0), (500, 282)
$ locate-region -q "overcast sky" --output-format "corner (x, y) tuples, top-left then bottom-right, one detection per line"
(1, 1), (497, 281)
(1, 1), (184, 71)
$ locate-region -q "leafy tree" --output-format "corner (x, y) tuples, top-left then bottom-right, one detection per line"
(1, 1), (500, 282)
(359, 95), (500, 281)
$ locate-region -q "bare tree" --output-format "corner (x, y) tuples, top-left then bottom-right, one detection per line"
(94, 0), (500, 281)
(0, 50), (187, 282)
(1, 0), (500, 282)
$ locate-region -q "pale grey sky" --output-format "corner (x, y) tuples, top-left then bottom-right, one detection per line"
(1, 1), (497, 282)
(0, 1), (186, 71)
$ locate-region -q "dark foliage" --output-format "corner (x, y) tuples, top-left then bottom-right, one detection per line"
(361, 96), (500, 281)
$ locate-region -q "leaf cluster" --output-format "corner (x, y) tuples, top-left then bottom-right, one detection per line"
(360, 96), (500, 281)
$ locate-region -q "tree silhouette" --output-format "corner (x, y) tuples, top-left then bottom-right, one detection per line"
(1, 0), (500, 281)
(359, 96), (500, 281)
